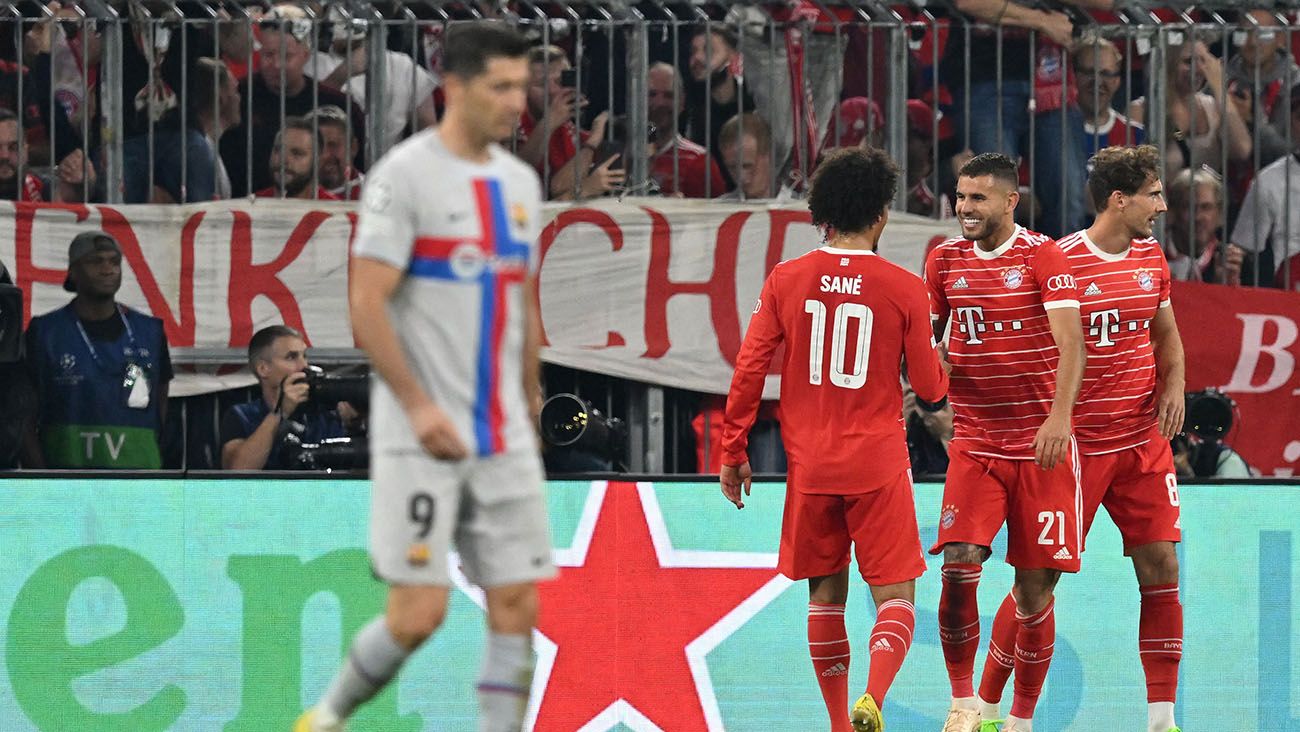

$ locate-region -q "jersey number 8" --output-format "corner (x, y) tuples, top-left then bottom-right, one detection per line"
(804, 299), (874, 390)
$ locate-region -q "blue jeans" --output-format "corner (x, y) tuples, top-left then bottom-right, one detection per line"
(957, 80), (1088, 238)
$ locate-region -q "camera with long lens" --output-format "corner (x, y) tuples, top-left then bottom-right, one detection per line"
(1183, 388), (1234, 442)
(302, 364), (369, 410)
(539, 393), (626, 462)
(281, 431), (369, 471)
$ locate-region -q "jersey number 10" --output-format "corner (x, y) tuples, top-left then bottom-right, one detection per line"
(804, 299), (874, 390)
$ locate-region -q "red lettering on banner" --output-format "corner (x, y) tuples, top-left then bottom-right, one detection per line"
(13, 202), (78, 323)
(227, 210), (327, 347)
(99, 206), (196, 347)
(643, 206), (742, 363)
(537, 208), (625, 348)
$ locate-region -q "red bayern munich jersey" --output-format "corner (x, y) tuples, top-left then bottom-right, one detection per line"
(925, 226), (1079, 459)
(722, 246), (949, 494)
(1058, 230), (1172, 454)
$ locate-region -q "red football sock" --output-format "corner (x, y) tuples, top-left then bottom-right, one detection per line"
(866, 598), (916, 708)
(809, 603), (852, 732)
(1139, 584), (1183, 703)
(939, 563), (982, 698)
(1009, 598), (1055, 720)
(978, 592), (1018, 707)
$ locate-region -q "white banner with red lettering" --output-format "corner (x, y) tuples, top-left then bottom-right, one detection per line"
(1171, 280), (1300, 477)
(0, 198), (951, 394)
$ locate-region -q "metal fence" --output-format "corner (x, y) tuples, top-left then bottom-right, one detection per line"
(5, 0), (1300, 471)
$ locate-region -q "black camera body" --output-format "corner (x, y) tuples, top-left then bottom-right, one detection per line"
(1183, 388), (1234, 442)
(282, 432), (368, 471)
(302, 364), (369, 409)
(539, 393), (626, 462)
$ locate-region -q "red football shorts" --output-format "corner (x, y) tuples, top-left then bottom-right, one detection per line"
(777, 469), (927, 585)
(929, 443), (1082, 572)
(1080, 429), (1181, 554)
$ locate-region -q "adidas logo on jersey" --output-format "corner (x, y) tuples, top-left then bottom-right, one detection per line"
(821, 662), (848, 677)
(1053, 547), (1073, 561)
(952, 276), (970, 289)
(870, 638), (894, 654)
(1084, 282), (1103, 296)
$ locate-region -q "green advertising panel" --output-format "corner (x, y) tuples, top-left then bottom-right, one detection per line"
(0, 478), (1295, 730)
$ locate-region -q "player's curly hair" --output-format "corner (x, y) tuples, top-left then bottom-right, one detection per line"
(807, 147), (899, 236)
(1088, 145), (1162, 212)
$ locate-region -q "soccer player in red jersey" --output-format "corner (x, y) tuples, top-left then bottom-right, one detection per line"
(979, 145), (1187, 732)
(925, 153), (1085, 732)
(720, 147), (949, 732)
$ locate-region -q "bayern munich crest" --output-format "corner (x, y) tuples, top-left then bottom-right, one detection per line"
(941, 504), (958, 529)
(1135, 269), (1154, 291)
(1003, 267), (1024, 289)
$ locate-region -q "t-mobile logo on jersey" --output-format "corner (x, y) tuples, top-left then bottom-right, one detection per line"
(1089, 308), (1122, 347)
(954, 306), (1024, 345)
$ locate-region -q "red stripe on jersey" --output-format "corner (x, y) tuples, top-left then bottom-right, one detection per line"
(1061, 232), (1171, 454)
(925, 227), (1077, 457)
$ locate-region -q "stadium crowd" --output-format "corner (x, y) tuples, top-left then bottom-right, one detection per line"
(0, 0), (1285, 474)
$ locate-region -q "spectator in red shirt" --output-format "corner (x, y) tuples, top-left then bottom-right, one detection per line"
(647, 62), (726, 198)
(517, 45), (622, 200)
(306, 105), (363, 200)
(0, 108), (93, 202)
(254, 117), (339, 201)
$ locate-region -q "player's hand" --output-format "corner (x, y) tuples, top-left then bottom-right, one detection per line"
(1032, 410), (1072, 470)
(720, 462), (753, 509)
(279, 372), (311, 413)
(407, 401), (469, 461)
(1038, 11), (1074, 48)
(1156, 385), (1185, 440)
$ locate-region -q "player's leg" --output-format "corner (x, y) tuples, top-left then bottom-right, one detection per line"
(1000, 451), (1082, 732)
(1131, 542), (1182, 732)
(809, 568), (853, 732)
(1107, 438), (1184, 732)
(1005, 567), (1061, 731)
(780, 488), (854, 732)
(459, 452), (556, 732)
(930, 450), (1009, 731)
(844, 471), (926, 732)
(298, 454), (462, 732)
(977, 449), (1115, 723)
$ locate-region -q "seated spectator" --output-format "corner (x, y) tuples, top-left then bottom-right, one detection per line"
(685, 25), (754, 183)
(123, 57), (238, 203)
(1130, 34), (1251, 179)
(24, 232), (172, 469)
(1164, 167), (1227, 283)
(304, 4), (438, 151)
(0, 108), (93, 202)
(220, 4), (365, 197)
(517, 45), (621, 199)
(646, 62), (726, 198)
(1073, 36), (1145, 160)
(717, 112), (788, 201)
(903, 100), (955, 218)
(220, 325), (350, 470)
(1226, 10), (1300, 168)
(1231, 87), (1300, 288)
(254, 117), (339, 200)
(306, 105), (363, 200)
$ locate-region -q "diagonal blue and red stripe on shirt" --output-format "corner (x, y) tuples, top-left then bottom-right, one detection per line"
(409, 178), (530, 457)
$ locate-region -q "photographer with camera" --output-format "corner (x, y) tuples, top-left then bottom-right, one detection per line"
(220, 325), (358, 470)
(1172, 388), (1251, 478)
